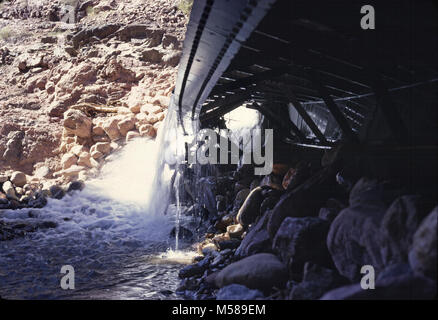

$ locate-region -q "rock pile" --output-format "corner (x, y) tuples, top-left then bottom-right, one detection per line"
(176, 146), (437, 300)
(1, 0), (188, 205)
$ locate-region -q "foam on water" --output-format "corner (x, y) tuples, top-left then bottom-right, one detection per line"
(0, 136), (195, 299)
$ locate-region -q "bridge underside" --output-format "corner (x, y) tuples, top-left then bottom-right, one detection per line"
(172, 0), (437, 150)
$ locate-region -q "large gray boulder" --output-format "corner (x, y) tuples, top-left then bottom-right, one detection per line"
(380, 195), (435, 266)
(215, 253), (288, 291)
(235, 210), (273, 258)
(409, 207), (437, 279)
(273, 217), (331, 270)
(327, 178), (394, 281)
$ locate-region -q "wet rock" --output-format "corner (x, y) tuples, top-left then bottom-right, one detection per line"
(320, 273), (436, 300)
(169, 226), (193, 241)
(273, 217), (331, 271)
(380, 195), (435, 266)
(179, 264), (206, 279)
(289, 263), (347, 300)
(10, 171), (26, 188)
(63, 109), (92, 138)
(231, 188), (250, 216)
(235, 210), (273, 258)
(201, 242), (218, 255)
(38, 221), (57, 229)
(227, 224), (244, 239)
(216, 284), (265, 300)
(409, 207), (437, 279)
(236, 186), (264, 228)
(215, 253), (288, 291)
(214, 214), (234, 232)
(197, 177), (218, 216)
(216, 239), (241, 251)
(216, 195), (227, 212)
(327, 178), (397, 282)
(28, 192), (47, 208)
(49, 185), (65, 200)
(67, 180), (85, 192)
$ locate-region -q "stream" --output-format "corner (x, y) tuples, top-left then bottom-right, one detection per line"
(0, 138), (196, 300)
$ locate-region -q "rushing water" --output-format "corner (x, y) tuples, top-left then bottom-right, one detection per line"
(0, 135), (196, 300)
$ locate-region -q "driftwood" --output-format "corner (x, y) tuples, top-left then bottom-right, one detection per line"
(69, 103), (119, 117)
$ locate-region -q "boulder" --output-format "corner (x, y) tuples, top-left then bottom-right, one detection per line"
(49, 185), (65, 200)
(2, 181), (17, 200)
(140, 103), (162, 115)
(61, 152), (78, 170)
(235, 210), (273, 258)
(236, 186), (264, 227)
(327, 178), (397, 282)
(10, 171), (26, 188)
(139, 124), (156, 138)
(67, 181), (85, 192)
(409, 207), (437, 279)
(273, 217), (332, 270)
(320, 273), (436, 300)
(63, 109), (92, 138)
(216, 284), (265, 300)
(77, 152), (92, 168)
(91, 142), (111, 155)
(102, 117), (122, 140)
(268, 167), (337, 240)
(380, 195), (435, 266)
(288, 263), (347, 300)
(215, 253), (288, 291)
(117, 118), (135, 136)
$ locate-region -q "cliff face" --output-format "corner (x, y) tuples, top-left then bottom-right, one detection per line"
(0, 0), (188, 190)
